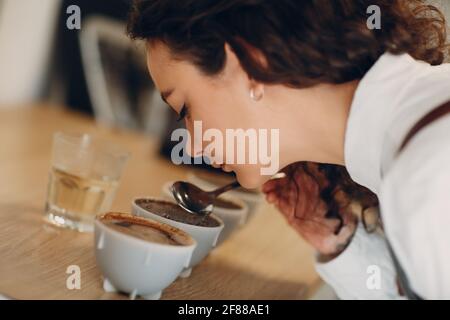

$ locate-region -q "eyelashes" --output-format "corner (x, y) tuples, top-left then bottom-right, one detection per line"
(176, 104), (188, 122)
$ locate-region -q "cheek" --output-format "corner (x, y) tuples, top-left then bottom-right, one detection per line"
(194, 106), (256, 162)
(187, 102), (229, 160)
(192, 82), (251, 129)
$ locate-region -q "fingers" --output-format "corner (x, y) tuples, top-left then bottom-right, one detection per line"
(264, 191), (282, 210)
(265, 192), (277, 204)
(265, 190), (296, 218)
(262, 180), (275, 193)
(262, 178), (285, 193)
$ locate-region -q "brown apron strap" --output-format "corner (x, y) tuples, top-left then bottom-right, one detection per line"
(398, 100), (450, 153)
(387, 99), (450, 300)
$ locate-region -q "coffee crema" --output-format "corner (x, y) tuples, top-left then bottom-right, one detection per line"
(135, 199), (220, 228)
(99, 212), (193, 246)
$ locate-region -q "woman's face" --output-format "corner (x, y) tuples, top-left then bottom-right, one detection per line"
(146, 41), (279, 189)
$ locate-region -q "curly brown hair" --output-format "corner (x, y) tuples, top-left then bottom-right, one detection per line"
(127, 0), (448, 230)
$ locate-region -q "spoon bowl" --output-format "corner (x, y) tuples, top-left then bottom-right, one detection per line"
(171, 180), (241, 216)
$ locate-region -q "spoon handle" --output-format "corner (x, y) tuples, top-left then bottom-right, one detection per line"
(210, 181), (241, 197)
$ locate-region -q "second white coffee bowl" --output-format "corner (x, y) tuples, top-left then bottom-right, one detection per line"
(131, 197), (224, 278)
(161, 181), (248, 246)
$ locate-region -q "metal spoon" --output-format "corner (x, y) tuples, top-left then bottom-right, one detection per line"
(171, 180), (241, 216)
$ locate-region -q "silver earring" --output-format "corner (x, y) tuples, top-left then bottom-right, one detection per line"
(250, 88), (264, 101)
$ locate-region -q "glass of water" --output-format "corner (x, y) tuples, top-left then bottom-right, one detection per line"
(44, 132), (130, 232)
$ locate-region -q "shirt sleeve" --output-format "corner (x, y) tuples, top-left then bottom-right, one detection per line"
(314, 221), (403, 299)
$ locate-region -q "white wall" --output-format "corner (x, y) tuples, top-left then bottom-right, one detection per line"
(0, 0), (61, 107)
(429, 0), (450, 16)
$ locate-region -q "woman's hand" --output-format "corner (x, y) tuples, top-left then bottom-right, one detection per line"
(263, 162), (357, 258)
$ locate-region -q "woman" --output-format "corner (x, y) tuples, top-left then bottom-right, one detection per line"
(127, 0), (450, 299)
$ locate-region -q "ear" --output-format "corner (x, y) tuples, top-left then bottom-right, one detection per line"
(224, 43), (242, 73)
(224, 42), (266, 102)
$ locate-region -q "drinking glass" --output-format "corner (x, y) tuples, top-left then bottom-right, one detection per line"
(44, 132), (130, 232)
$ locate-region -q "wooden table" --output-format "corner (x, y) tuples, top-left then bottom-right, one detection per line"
(0, 105), (320, 300)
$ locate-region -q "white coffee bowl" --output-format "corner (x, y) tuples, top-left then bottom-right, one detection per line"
(94, 212), (196, 300)
(161, 181), (248, 246)
(132, 197), (224, 278)
(187, 172), (264, 221)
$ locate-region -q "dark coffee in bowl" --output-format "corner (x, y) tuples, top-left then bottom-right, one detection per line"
(99, 212), (192, 246)
(136, 199), (220, 228)
(213, 197), (242, 210)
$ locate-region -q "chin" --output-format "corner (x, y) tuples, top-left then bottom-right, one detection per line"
(233, 166), (269, 189)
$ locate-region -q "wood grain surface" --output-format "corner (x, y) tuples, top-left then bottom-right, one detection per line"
(0, 105), (320, 300)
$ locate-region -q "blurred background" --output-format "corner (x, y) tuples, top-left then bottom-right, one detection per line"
(0, 0), (449, 143)
(0, 0), (186, 162)
(2, 0), (132, 112)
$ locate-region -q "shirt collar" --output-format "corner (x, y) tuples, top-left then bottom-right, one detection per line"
(344, 53), (438, 193)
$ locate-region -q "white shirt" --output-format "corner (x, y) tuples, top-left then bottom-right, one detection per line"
(315, 53), (450, 299)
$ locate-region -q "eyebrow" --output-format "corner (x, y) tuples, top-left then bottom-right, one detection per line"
(160, 89), (174, 105)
